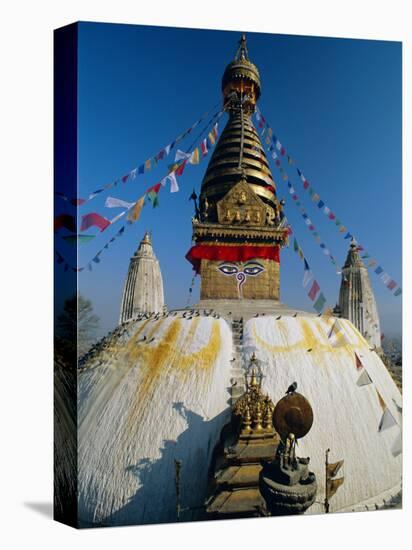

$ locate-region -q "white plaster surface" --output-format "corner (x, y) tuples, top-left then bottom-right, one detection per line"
(78, 312), (402, 525)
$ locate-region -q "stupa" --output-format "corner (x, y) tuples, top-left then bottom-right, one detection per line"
(77, 35), (402, 527)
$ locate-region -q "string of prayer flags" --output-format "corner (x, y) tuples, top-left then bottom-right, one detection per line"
(286, 182), (339, 270)
(256, 108), (402, 298)
(288, 223), (328, 314)
(55, 106), (222, 207)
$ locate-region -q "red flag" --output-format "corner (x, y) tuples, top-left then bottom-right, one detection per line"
(80, 213), (111, 232)
(308, 280), (320, 301)
(328, 212), (336, 220)
(175, 160), (187, 176)
(201, 139), (208, 156)
(54, 214), (76, 232)
(146, 182), (161, 194)
(303, 180), (309, 189)
(387, 280), (397, 290)
(275, 159), (281, 166)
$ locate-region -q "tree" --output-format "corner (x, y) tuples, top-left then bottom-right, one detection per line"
(56, 294), (100, 358)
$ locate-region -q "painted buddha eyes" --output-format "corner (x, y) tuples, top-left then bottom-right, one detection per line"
(218, 261), (265, 277)
(243, 263), (264, 276)
(218, 264), (239, 275)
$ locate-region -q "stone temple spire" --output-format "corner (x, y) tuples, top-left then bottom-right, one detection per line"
(119, 231), (164, 324)
(338, 243), (381, 349)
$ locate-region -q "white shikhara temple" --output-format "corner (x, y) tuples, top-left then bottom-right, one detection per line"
(119, 232), (164, 324)
(77, 36), (401, 527)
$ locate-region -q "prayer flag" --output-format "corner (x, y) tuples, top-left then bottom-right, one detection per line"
(308, 280), (320, 301)
(313, 292), (326, 313)
(356, 369), (372, 386)
(303, 180), (309, 189)
(208, 130), (216, 145)
(105, 197), (135, 209)
(303, 269), (313, 288)
(394, 288), (402, 297)
(175, 149), (192, 162)
(168, 172), (179, 193)
(127, 196), (146, 222)
(138, 164), (144, 175)
(344, 232), (353, 240)
(164, 144), (171, 156)
(327, 460), (344, 479)
(312, 193), (320, 202)
(201, 139), (208, 156)
(355, 353), (363, 370)
(379, 408), (397, 432)
(374, 266), (383, 275)
(317, 200), (325, 209)
(387, 280), (397, 290)
(293, 238), (299, 252)
(381, 273), (391, 284)
(327, 477), (344, 499)
(212, 123), (218, 139)
(175, 160), (187, 176)
(189, 148), (200, 165)
(144, 158), (151, 172)
(80, 213), (111, 232)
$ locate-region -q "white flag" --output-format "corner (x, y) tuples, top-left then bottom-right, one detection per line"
(105, 197), (135, 209)
(175, 149), (192, 162)
(168, 172), (179, 193)
(378, 408), (397, 432)
(164, 144), (171, 156)
(303, 269), (313, 288)
(356, 368), (373, 387)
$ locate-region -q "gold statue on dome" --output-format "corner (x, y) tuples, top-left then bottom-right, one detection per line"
(233, 354), (275, 434)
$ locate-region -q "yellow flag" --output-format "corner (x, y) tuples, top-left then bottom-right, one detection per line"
(327, 477), (344, 499)
(127, 196), (145, 223)
(189, 148), (200, 165)
(327, 460), (344, 479)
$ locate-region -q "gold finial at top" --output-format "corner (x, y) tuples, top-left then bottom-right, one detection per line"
(141, 231), (151, 245)
(236, 34), (249, 61)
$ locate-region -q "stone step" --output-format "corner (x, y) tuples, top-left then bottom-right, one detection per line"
(215, 464), (262, 489)
(206, 488), (262, 516)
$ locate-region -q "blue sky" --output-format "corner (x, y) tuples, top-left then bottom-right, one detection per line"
(58, 22), (402, 337)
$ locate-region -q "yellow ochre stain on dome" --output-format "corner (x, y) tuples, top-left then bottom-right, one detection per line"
(252, 317), (365, 355)
(123, 319), (222, 434)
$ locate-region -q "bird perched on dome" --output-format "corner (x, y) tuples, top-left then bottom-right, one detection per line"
(286, 381), (297, 394)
